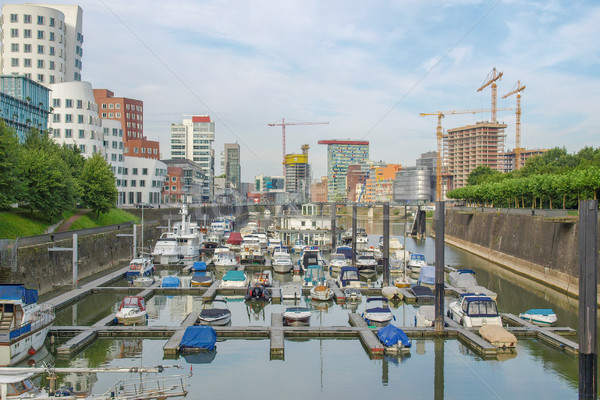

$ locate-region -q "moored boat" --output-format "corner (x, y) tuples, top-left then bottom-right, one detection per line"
(303, 265), (326, 287)
(151, 232), (180, 265)
(283, 307), (311, 326)
(362, 297), (394, 327)
(479, 324), (517, 348)
(408, 253), (426, 277)
(417, 265), (436, 289)
(197, 299), (231, 326)
(191, 271), (213, 287)
(132, 275), (155, 287)
(125, 256), (154, 278)
(220, 270), (248, 288)
(272, 250), (293, 274)
(115, 296), (147, 326)
(518, 309), (557, 326)
(447, 293), (502, 328)
(377, 324), (411, 354)
(310, 285), (333, 301)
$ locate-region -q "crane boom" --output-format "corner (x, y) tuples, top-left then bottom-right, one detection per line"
(268, 118), (329, 175)
(502, 81), (526, 170)
(477, 68), (503, 123)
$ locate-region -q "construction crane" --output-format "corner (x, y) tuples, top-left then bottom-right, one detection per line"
(420, 108), (512, 201)
(502, 81), (526, 170)
(477, 68), (504, 123)
(268, 118), (329, 175)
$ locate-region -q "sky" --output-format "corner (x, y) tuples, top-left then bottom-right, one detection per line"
(31, 0), (600, 180)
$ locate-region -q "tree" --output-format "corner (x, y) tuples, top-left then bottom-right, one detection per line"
(80, 153), (117, 218)
(0, 121), (22, 209)
(467, 165), (501, 186)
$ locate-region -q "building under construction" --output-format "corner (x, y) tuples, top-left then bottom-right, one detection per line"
(444, 121), (507, 191)
(285, 144), (311, 201)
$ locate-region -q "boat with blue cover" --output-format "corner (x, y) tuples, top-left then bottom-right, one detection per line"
(519, 309), (557, 326)
(190, 261), (207, 272)
(179, 326), (217, 353)
(377, 324), (411, 354)
(220, 270), (248, 288)
(161, 276), (181, 288)
(191, 271), (213, 287)
(362, 297), (394, 327)
(0, 284), (55, 366)
(418, 265), (436, 289)
(125, 256), (154, 278)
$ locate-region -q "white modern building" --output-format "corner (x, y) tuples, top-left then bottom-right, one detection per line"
(49, 81), (103, 158)
(121, 156), (167, 206)
(101, 118), (125, 205)
(0, 4), (83, 85)
(170, 115), (215, 202)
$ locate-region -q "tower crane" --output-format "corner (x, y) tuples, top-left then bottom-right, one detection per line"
(477, 68), (503, 123)
(268, 118), (329, 175)
(502, 81), (526, 170)
(420, 107), (512, 201)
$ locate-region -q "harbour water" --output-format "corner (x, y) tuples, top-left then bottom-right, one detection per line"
(40, 220), (594, 398)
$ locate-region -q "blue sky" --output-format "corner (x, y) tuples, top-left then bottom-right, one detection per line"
(41, 0), (600, 180)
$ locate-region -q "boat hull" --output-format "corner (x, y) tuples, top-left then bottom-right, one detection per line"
(116, 312), (147, 326)
(310, 286), (333, 301)
(0, 322), (53, 367)
(197, 314), (231, 326)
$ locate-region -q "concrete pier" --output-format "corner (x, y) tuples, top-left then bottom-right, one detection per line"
(327, 280), (345, 303)
(444, 317), (498, 357)
(348, 313), (384, 357)
(270, 313), (284, 359)
(502, 313), (578, 354)
(56, 329), (97, 359)
(201, 281), (221, 301)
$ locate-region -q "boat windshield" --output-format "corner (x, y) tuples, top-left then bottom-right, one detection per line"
(466, 300), (498, 317)
(342, 270), (359, 280)
(331, 254), (345, 261)
(359, 255), (375, 261)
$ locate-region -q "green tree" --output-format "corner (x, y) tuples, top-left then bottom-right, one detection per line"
(80, 153), (117, 218)
(467, 165), (501, 186)
(0, 121), (22, 210)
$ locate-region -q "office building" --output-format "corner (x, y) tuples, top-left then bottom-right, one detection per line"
(222, 143), (241, 191)
(393, 166), (431, 203)
(255, 175), (285, 193)
(0, 4), (83, 85)
(416, 151), (437, 202)
(318, 139), (369, 201)
(101, 118), (125, 205)
(121, 156), (167, 205)
(285, 144), (310, 201)
(311, 176), (328, 203)
(161, 159), (206, 204)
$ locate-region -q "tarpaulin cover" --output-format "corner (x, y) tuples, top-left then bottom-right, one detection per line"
(0, 284), (38, 304)
(418, 266), (436, 286)
(377, 325), (412, 348)
(161, 276), (181, 287)
(335, 246), (354, 260)
(227, 232), (243, 245)
(192, 261), (207, 271)
(180, 326), (217, 351)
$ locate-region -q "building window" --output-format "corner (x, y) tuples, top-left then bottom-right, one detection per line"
(171, 177), (177, 182)
(37, 30), (44, 39)
(124, 148), (129, 153)
(79, 144), (85, 153)
(53, 98), (61, 107)
(53, 129), (60, 137)
(24, 59), (31, 67)
(49, 17), (55, 27)
(65, 99), (73, 108)
(37, 59), (44, 68)
(77, 100), (83, 109)
(78, 115), (83, 123)
(140, 180), (146, 187)
(37, 45), (44, 54)
(49, 46), (55, 56)
(10, 14), (18, 23)
(37, 15), (44, 25)
(142, 148), (146, 154)
(172, 186), (177, 191)
(109, 113), (113, 118)
(79, 129), (85, 138)
(11, 43), (19, 52)
(49, 75), (55, 84)
(11, 58), (19, 67)
(49, 61), (55, 70)
(132, 168), (138, 175)
(101, 103), (107, 109)
(115, 103), (121, 109)
(24, 14), (31, 24)
(65, 129), (72, 138)
(52, 114), (60, 123)
(65, 114), (72, 123)
(10, 29), (18, 38)
(24, 44), (31, 53)
(37, 74), (44, 83)
(111, 154), (117, 161)
(131, 180), (137, 187)
(101, 113), (107, 118)
(108, 103), (114, 109)
(116, 113), (121, 118)
(142, 168), (148, 175)
(119, 154), (124, 162)
(24, 29), (32, 38)
(134, 147), (139, 153)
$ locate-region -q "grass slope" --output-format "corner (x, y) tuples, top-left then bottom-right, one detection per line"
(68, 208), (139, 230)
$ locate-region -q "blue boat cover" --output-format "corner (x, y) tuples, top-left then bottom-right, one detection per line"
(418, 266), (435, 285)
(161, 276), (181, 287)
(0, 284), (38, 304)
(457, 269), (476, 275)
(335, 247), (354, 260)
(192, 261), (207, 271)
(377, 325), (411, 348)
(223, 270), (246, 281)
(180, 326), (217, 351)
(523, 308), (555, 316)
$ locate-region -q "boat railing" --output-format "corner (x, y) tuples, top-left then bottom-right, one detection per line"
(93, 373), (190, 399)
(0, 304), (54, 342)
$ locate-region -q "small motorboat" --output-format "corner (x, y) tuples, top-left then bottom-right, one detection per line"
(244, 283), (271, 301)
(116, 296), (147, 326)
(132, 275), (155, 287)
(197, 299), (232, 326)
(377, 324), (411, 354)
(272, 249), (293, 273)
(329, 253), (347, 274)
(161, 275), (181, 288)
(356, 254), (377, 277)
(418, 265), (436, 289)
(125, 256), (155, 278)
(179, 325), (217, 352)
(382, 286), (403, 301)
(479, 324), (517, 349)
(519, 309), (558, 326)
(190, 261), (208, 272)
(310, 284), (333, 301)
(410, 285), (434, 302)
(303, 265), (326, 287)
(448, 268), (478, 288)
(283, 307), (311, 326)
(415, 305), (435, 327)
(393, 274), (412, 288)
(337, 266), (362, 289)
(220, 270), (248, 288)
(362, 297), (394, 327)
(447, 293), (502, 328)
(344, 288), (362, 302)
(408, 253), (426, 277)
(191, 271), (213, 287)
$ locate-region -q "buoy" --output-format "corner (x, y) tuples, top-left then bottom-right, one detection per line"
(28, 347), (36, 355)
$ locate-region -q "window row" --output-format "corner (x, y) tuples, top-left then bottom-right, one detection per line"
(52, 98), (98, 112)
(9, 14), (61, 28)
(52, 113), (99, 125)
(9, 28), (62, 42)
(101, 112), (122, 118)
(126, 122), (142, 129)
(52, 128), (100, 139)
(10, 43), (62, 57)
(102, 127), (124, 137)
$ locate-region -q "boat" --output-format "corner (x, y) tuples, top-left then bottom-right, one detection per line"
(408, 253), (426, 277)
(448, 268), (478, 288)
(337, 266), (362, 289)
(377, 324), (411, 354)
(362, 297), (394, 327)
(132, 275), (155, 287)
(415, 305), (435, 327)
(291, 239), (305, 254)
(283, 307), (311, 326)
(161, 276), (181, 288)
(239, 236), (265, 265)
(356, 232), (369, 251)
(244, 283), (271, 301)
(191, 271), (213, 287)
(417, 265), (436, 289)
(0, 284), (55, 366)
(447, 293), (502, 328)
(356, 253), (377, 277)
(479, 324), (517, 348)
(303, 265), (326, 287)
(197, 299), (231, 326)
(220, 270), (248, 288)
(263, 208), (271, 216)
(329, 253), (347, 274)
(253, 270), (272, 287)
(151, 232), (180, 265)
(518, 309), (558, 326)
(298, 246), (327, 271)
(381, 286), (403, 301)
(226, 232), (243, 252)
(267, 238), (282, 253)
(179, 325), (217, 352)
(344, 288), (362, 302)
(281, 284), (302, 301)
(172, 204), (203, 262)
(410, 285), (434, 302)
(213, 250), (239, 270)
(310, 285), (333, 301)
(190, 261), (207, 272)
(393, 274), (412, 288)
(115, 296), (147, 326)
(272, 250), (293, 274)
(390, 249), (410, 275)
(253, 232), (269, 250)
(125, 256), (155, 278)
(334, 246), (354, 261)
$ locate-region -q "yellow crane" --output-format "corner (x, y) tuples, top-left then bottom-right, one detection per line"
(420, 107), (512, 201)
(502, 81), (526, 170)
(477, 68), (503, 123)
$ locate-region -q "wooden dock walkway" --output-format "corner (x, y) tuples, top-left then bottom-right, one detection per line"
(444, 317), (498, 357)
(201, 281), (221, 301)
(271, 281), (281, 304)
(327, 280), (345, 304)
(502, 313), (578, 354)
(270, 313), (284, 359)
(348, 313), (384, 357)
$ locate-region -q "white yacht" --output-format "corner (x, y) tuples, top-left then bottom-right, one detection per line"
(214, 250), (239, 270)
(151, 232), (180, 265)
(447, 293), (502, 328)
(172, 204), (203, 262)
(240, 235), (265, 265)
(272, 250), (294, 274)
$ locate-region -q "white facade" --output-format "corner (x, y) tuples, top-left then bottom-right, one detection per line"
(101, 119), (125, 205)
(49, 81), (103, 158)
(122, 156), (167, 206)
(0, 4), (83, 85)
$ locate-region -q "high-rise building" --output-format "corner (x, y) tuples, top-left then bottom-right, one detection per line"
(444, 122), (507, 192)
(416, 151), (437, 202)
(285, 144), (310, 201)
(318, 139), (369, 201)
(346, 163), (369, 202)
(0, 74), (50, 141)
(499, 148), (548, 172)
(0, 4), (83, 85)
(170, 115), (215, 201)
(101, 118), (125, 205)
(93, 89), (159, 159)
(222, 143), (241, 191)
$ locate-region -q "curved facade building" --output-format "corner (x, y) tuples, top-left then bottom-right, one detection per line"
(393, 166), (431, 203)
(0, 4), (83, 85)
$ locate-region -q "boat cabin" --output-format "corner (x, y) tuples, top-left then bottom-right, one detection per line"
(119, 296), (146, 313)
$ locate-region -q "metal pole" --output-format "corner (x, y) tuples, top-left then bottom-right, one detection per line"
(434, 201), (445, 333)
(133, 224), (138, 257)
(382, 202), (390, 287)
(330, 203), (336, 251)
(579, 199), (597, 400)
(352, 203), (357, 266)
(72, 233), (78, 289)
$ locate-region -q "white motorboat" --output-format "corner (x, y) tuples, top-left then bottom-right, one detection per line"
(415, 305), (435, 327)
(292, 239), (305, 254)
(267, 238), (282, 253)
(172, 204), (203, 262)
(115, 296), (147, 326)
(381, 286), (403, 301)
(337, 266), (362, 289)
(0, 285), (55, 366)
(132, 275), (155, 287)
(283, 307), (311, 326)
(197, 299), (232, 326)
(125, 256), (154, 278)
(303, 265), (326, 288)
(220, 270), (248, 288)
(213, 250), (239, 270)
(299, 246), (327, 271)
(341, 228), (353, 242)
(448, 268), (478, 288)
(519, 309), (558, 326)
(362, 297), (394, 327)
(356, 254), (377, 276)
(408, 253), (426, 277)
(447, 293), (502, 328)
(240, 236), (265, 265)
(310, 285), (333, 301)
(356, 232), (369, 251)
(390, 249), (410, 275)
(253, 232), (268, 250)
(272, 250), (293, 274)
(151, 232), (180, 265)
(329, 253), (347, 274)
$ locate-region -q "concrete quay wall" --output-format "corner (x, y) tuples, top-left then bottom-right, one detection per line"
(444, 209), (596, 299)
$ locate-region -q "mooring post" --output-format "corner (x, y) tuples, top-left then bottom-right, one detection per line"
(330, 203), (337, 251)
(579, 199), (597, 400)
(132, 224), (138, 258)
(72, 233), (78, 289)
(352, 203), (358, 266)
(434, 201), (445, 333)
(382, 202), (390, 287)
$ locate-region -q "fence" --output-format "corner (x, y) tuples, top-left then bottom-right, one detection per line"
(450, 206), (570, 218)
